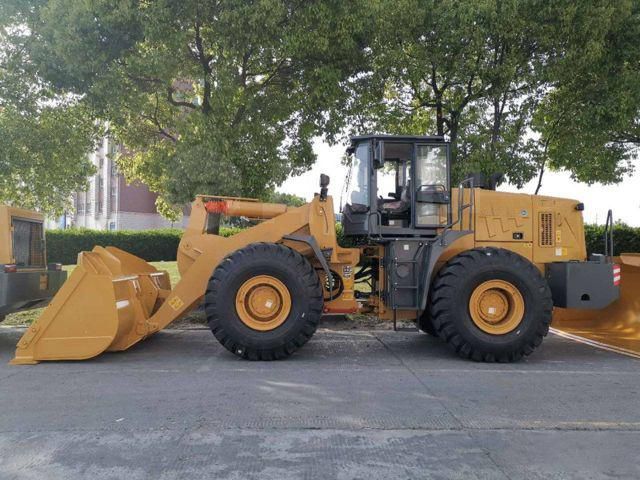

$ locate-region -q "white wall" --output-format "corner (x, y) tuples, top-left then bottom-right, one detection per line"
(115, 212), (189, 230)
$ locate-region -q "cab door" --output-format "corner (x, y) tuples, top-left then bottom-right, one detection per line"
(413, 143), (450, 228)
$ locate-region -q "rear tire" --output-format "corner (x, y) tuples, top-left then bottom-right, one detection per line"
(429, 247), (552, 362)
(205, 243), (323, 360)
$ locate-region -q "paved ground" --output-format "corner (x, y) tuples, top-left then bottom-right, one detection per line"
(0, 326), (639, 480)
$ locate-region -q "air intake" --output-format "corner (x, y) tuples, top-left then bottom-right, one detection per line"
(539, 212), (553, 246)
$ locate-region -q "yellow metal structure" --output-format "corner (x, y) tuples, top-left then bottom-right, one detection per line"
(12, 195), (358, 364)
(0, 205), (46, 265)
(0, 205), (67, 322)
(11, 247), (171, 364)
(10, 185), (640, 363)
(468, 280), (525, 335)
(552, 254), (640, 357)
(447, 188), (587, 269)
(235, 275), (292, 331)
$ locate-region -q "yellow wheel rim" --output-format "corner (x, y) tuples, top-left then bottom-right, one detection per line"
(469, 280), (524, 335)
(236, 275), (291, 331)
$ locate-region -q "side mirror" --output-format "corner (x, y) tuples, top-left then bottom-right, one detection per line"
(319, 174), (330, 201)
(320, 174), (330, 188)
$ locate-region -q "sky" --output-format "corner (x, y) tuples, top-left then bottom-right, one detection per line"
(277, 138), (640, 226)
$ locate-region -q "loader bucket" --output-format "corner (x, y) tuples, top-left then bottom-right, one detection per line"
(11, 247), (171, 365)
(552, 254), (640, 358)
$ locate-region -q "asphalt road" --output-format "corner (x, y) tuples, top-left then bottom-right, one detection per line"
(0, 326), (639, 480)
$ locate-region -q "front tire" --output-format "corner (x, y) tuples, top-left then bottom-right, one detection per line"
(429, 247), (552, 362)
(205, 243), (323, 360)
(417, 311), (438, 336)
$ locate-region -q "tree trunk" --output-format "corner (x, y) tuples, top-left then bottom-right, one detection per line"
(436, 102), (445, 137)
(535, 140), (550, 195)
(534, 159), (545, 194)
(449, 115), (459, 175)
(491, 97), (502, 148)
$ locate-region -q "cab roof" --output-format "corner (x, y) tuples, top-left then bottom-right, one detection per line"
(349, 134), (446, 144)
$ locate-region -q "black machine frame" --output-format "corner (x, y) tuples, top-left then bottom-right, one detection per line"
(343, 134), (459, 238)
(341, 135), (475, 320)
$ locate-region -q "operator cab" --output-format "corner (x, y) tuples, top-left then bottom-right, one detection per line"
(342, 135), (451, 237)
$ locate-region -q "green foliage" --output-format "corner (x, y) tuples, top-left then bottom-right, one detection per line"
(264, 191), (306, 207)
(46, 226), (241, 265)
(0, 5), (101, 215)
(2, 0), (638, 207)
(532, 1), (640, 188)
(584, 223), (640, 257)
(3, 0), (374, 215)
(0, 105), (99, 216)
(332, 0), (639, 189)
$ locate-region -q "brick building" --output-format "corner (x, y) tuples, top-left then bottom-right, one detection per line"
(71, 137), (189, 230)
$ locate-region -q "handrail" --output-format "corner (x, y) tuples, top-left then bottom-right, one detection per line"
(604, 209), (614, 261)
(433, 177), (473, 246)
(450, 177), (475, 230)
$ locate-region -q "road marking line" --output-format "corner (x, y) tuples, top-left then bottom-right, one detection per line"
(550, 328), (640, 360)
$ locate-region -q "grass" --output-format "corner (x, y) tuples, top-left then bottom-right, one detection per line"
(2, 261), (182, 327)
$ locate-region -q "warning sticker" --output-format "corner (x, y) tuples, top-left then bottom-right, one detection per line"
(342, 265), (352, 279)
(168, 296), (184, 311)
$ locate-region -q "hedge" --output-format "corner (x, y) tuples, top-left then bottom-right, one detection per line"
(46, 227), (242, 265)
(47, 223), (640, 265)
(585, 223), (640, 257)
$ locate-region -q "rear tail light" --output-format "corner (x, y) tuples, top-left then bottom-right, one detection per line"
(3, 264), (17, 273)
(613, 264), (621, 286)
(48, 263), (63, 271)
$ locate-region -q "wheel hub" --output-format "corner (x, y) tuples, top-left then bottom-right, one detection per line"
(469, 280), (524, 334)
(236, 275), (291, 331)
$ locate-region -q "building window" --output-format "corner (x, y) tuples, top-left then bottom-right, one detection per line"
(97, 176), (104, 214)
(110, 183), (117, 211)
(108, 221), (116, 231)
(76, 194), (85, 214)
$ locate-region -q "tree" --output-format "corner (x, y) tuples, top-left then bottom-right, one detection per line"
(335, 0), (639, 189)
(0, 105), (98, 215)
(265, 191), (306, 207)
(332, 0), (544, 185)
(3, 0), (637, 211)
(531, 0), (640, 190)
(3, 0), (374, 218)
(0, 4), (99, 215)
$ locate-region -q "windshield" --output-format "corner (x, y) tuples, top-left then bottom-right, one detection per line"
(343, 142), (369, 209)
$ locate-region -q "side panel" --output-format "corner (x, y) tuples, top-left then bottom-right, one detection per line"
(546, 261), (619, 309)
(450, 189), (534, 264)
(0, 208), (10, 265)
(0, 270), (67, 317)
(532, 196), (587, 264)
(0, 205), (47, 266)
(473, 189), (533, 246)
(449, 189), (587, 266)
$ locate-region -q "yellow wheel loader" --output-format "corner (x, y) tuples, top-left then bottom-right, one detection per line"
(0, 205), (66, 322)
(10, 135), (640, 364)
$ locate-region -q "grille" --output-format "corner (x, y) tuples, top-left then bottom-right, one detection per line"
(12, 218), (45, 268)
(539, 212), (553, 247)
